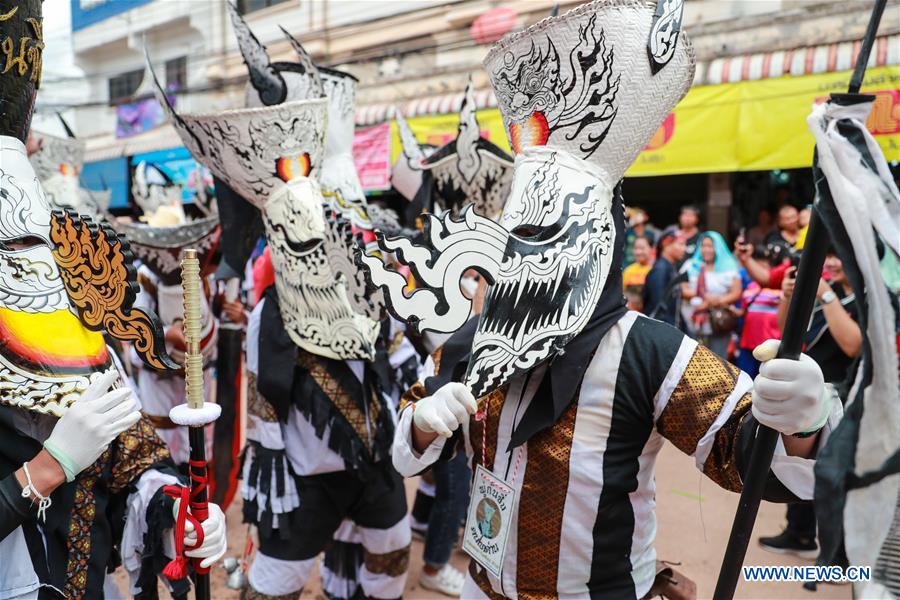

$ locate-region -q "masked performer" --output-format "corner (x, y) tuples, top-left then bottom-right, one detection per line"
(406, 78), (513, 220)
(149, 40), (410, 596)
(28, 116), (110, 220)
(360, 2), (841, 598)
(113, 188), (221, 466)
(0, 3), (226, 597)
(396, 81), (517, 597)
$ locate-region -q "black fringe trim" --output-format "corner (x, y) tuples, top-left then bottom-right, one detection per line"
(240, 441), (297, 541)
(291, 364), (396, 483)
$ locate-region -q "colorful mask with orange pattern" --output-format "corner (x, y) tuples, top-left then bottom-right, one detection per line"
(1, 2), (174, 416)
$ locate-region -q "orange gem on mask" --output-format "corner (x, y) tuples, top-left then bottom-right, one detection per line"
(509, 112), (549, 154)
(276, 153), (311, 181)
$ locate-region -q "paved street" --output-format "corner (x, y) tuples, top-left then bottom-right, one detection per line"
(125, 441), (850, 599)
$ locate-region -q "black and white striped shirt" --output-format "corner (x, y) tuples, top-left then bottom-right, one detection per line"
(395, 311), (833, 599)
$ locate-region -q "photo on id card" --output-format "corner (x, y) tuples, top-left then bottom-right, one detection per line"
(462, 464), (516, 578)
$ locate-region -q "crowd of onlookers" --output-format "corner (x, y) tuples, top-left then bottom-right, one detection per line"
(621, 199), (899, 578)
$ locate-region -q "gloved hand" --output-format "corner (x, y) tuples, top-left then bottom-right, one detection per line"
(44, 370), (140, 482)
(173, 499), (227, 569)
(751, 339), (831, 436)
(413, 382), (478, 438)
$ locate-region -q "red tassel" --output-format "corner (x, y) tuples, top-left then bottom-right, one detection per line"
(162, 556), (190, 580)
(162, 484), (192, 581)
(161, 462), (211, 580)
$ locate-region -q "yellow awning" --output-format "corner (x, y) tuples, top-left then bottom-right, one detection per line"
(390, 65), (900, 177)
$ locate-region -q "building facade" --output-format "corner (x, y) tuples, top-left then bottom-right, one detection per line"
(39, 0), (900, 225)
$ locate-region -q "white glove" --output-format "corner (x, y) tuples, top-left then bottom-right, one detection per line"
(751, 339), (831, 436)
(412, 382), (478, 438)
(173, 499), (227, 569)
(44, 370), (141, 482)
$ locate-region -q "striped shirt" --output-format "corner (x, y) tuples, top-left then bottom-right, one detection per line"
(394, 311), (825, 599)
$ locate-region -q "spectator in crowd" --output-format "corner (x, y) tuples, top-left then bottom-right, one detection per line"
(767, 204), (801, 250)
(683, 232), (742, 359)
(623, 207), (659, 267)
(735, 233), (794, 291)
(759, 247), (861, 559)
(735, 247), (782, 378)
(643, 233), (686, 327)
(623, 236), (654, 311)
(776, 251), (862, 382)
(664, 205), (702, 266)
(798, 204), (811, 229)
(746, 207), (774, 247)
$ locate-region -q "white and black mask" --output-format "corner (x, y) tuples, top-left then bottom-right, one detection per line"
(29, 130), (109, 219)
(1, 137), (174, 414)
(229, 5), (373, 233)
(419, 79), (514, 220)
(362, 0), (693, 396)
(149, 58), (380, 360)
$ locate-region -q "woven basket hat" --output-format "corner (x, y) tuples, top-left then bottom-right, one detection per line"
(152, 57), (327, 210)
(484, 0), (695, 184)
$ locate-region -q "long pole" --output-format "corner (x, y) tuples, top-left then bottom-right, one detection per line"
(181, 249), (212, 600)
(712, 2), (887, 598)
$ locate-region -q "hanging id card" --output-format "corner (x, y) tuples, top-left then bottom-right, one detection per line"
(462, 464), (516, 579)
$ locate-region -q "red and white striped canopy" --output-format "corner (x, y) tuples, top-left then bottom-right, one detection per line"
(355, 34), (899, 126)
(703, 34), (899, 85)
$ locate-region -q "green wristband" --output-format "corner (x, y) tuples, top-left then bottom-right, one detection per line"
(42, 440), (77, 483)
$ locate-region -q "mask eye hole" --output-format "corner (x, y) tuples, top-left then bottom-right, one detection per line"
(0, 235), (47, 251)
(511, 225), (541, 238)
(511, 222), (567, 242)
(298, 239), (320, 253)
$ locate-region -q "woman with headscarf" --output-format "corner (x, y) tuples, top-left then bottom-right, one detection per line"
(684, 231), (743, 358)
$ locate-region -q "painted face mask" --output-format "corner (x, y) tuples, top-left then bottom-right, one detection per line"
(229, 5), (372, 234)
(418, 79), (514, 220)
(362, 0), (693, 397)
(149, 58), (380, 361)
(1, 3), (173, 415)
(228, 8), (385, 319)
(0, 138), (176, 415)
(29, 128), (110, 219)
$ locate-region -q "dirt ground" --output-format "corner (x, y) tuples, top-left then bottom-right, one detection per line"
(114, 442), (850, 599)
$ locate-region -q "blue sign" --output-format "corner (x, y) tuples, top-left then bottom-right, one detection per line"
(71, 0), (155, 32)
(81, 157), (129, 209)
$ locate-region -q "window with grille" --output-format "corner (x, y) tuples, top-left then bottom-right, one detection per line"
(166, 57), (187, 92)
(237, 0), (291, 15)
(108, 69), (145, 105)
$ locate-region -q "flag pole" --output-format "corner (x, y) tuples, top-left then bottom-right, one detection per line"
(712, 2), (888, 598)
